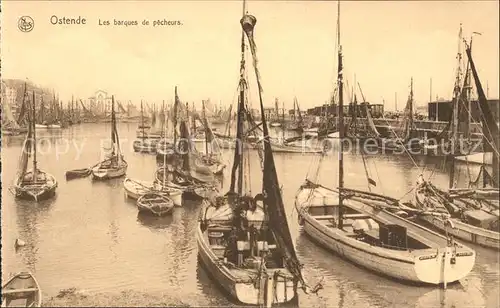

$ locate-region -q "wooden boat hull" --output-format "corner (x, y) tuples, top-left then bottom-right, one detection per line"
(14, 171), (58, 202)
(123, 178), (183, 207)
(1, 272), (42, 307)
(137, 193), (174, 216)
(414, 189), (499, 250)
(418, 214), (499, 249)
(133, 140), (158, 153)
(91, 163), (127, 180)
(65, 168), (91, 180)
(271, 143), (323, 154)
(295, 186), (476, 285)
(196, 224), (297, 306)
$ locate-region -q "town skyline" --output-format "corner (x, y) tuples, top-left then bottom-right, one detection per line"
(2, 1), (499, 110)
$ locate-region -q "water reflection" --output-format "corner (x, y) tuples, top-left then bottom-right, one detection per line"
(295, 233), (470, 308)
(195, 261), (233, 306)
(13, 197), (57, 274)
(136, 212), (174, 229)
(1, 123), (498, 306)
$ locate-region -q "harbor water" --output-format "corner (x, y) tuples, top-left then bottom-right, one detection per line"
(1, 123), (498, 307)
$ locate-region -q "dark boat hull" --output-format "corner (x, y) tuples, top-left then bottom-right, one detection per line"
(15, 185), (57, 202)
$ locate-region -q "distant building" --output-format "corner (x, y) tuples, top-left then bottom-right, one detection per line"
(306, 102), (384, 118)
(262, 107), (285, 121)
(88, 90), (112, 114)
(2, 83), (19, 115)
(428, 99), (500, 122)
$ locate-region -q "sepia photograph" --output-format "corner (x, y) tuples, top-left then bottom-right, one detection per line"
(1, 0), (499, 307)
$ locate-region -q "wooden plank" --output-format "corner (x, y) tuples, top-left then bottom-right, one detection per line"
(2, 288), (38, 295)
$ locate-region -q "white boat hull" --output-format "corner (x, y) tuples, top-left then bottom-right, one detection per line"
(455, 152), (493, 165)
(295, 186), (476, 285)
(91, 163), (127, 180)
(35, 124), (61, 129)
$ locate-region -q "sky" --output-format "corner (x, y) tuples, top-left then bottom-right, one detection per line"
(2, 0), (499, 111)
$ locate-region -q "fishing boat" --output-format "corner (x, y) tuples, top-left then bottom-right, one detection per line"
(123, 178), (183, 207)
(377, 78), (422, 153)
(197, 11), (319, 306)
(286, 97), (304, 133)
(91, 95), (128, 180)
(295, 3), (475, 286)
(137, 192), (174, 216)
(155, 88), (218, 200)
(411, 37), (499, 249)
(1, 272), (42, 307)
(198, 100), (226, 175)
(133, 138), (158, 153)
(13, 92), (58, 202)
(133, 101), (159, 153)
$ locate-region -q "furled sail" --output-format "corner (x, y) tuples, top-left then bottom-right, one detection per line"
(173, 90), (214, 184)
(16, 121), (32, 182)
(465, 42), (499, 186)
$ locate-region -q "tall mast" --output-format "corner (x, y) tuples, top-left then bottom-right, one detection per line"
(32, 92), (38, 177)
(203, 100), (209, 155)
(162, 100), (167, 185)
(282, 101), (285, 140)
(452, 24), (463, 144)
(111, 96), (115, 155)
(409, 77), (414, 130)
(229, 0), (247, 194)
(337, 0), (344, 230)
(140, 100), (145, 139)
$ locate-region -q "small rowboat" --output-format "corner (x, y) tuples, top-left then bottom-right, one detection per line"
(137, 192), (174, 216)
(1, 272), (42, 307)
(65, 168), (91, 180)
(123, 178), (183, 207)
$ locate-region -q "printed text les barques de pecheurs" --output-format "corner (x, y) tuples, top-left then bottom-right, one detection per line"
(50, 15), (181, 26)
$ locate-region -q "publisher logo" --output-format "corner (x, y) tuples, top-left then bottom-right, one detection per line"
(18, 16), (34, 32)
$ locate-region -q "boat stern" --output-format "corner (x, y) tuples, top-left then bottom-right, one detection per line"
(413, 247), (476, 285)
(233, 270), (296, 306)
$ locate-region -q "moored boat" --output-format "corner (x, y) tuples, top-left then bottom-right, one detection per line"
(65, 168), (91, 180)
(198, 12), (319, 307)
(123, 177), (183, 207)
(137, 192), (174, 216)
(295, 4), (475, 287)
(1, 272), (42, 307)
(295, 183), (476, 285)
(409, 36), (500, 250)
(13, 92), (58, 202)
(15, 170), (58, 202)
(34, 123), (61, 129)
(91, 96), (128, 180)
(133, 139), (158, 153)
